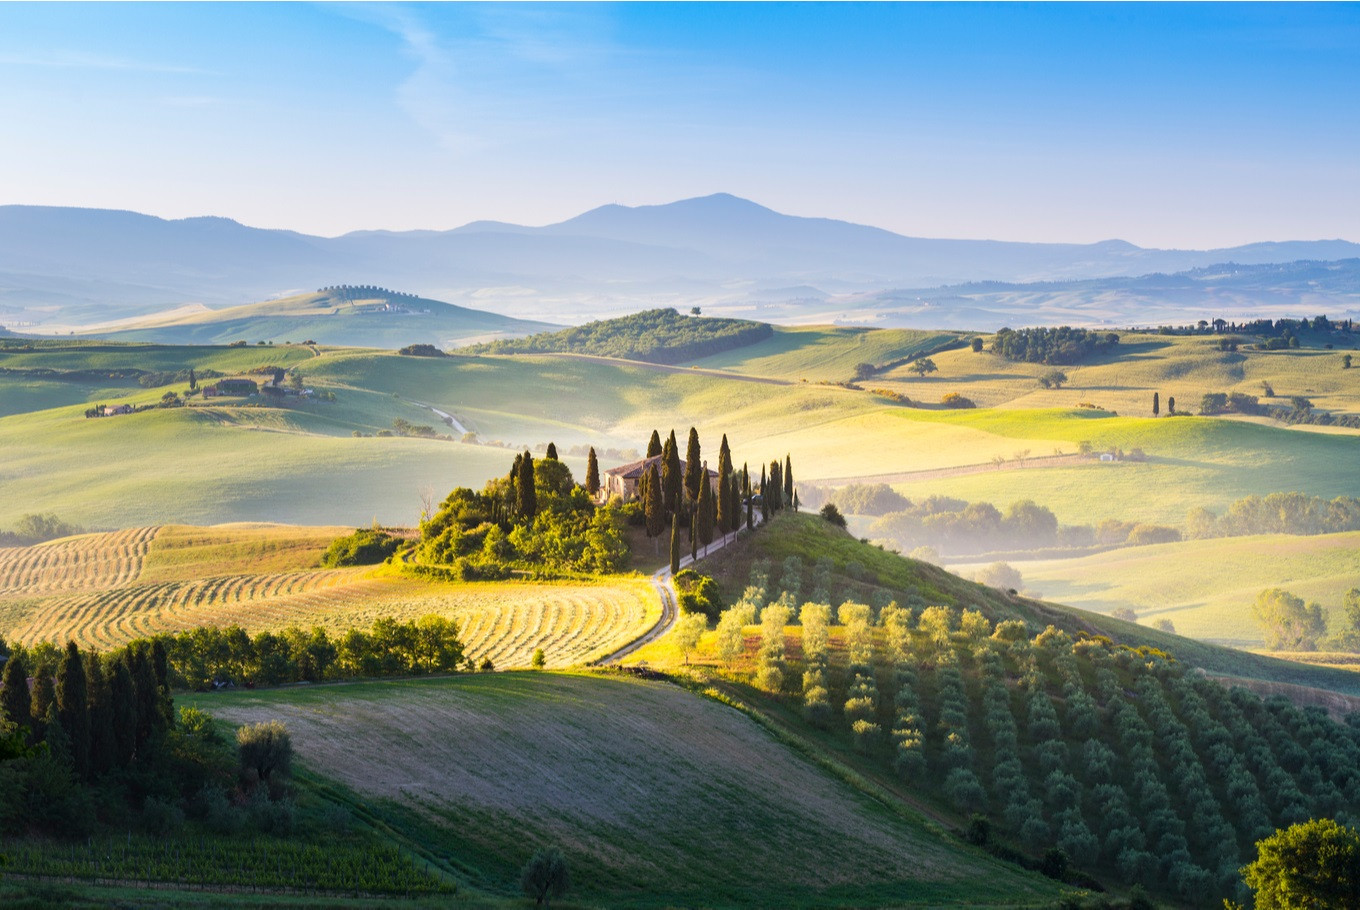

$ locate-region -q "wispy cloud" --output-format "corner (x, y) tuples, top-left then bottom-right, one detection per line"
(0, 49), (213, 75)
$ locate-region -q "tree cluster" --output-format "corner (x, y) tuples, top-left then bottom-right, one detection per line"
(416, 448), (628, 578)
(463, 308), (774, 364)
(1186, 492), (1360, 539)
(991, 327), (1119, 365)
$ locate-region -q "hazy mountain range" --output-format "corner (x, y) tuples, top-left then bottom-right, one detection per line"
(2, 193), (1357, 332)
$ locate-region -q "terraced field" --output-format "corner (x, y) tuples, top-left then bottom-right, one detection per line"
(0, 525), (658, 668)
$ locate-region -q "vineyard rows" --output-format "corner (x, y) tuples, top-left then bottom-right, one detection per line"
(0, 835), (452, 895)
(0, 526), (160, 595)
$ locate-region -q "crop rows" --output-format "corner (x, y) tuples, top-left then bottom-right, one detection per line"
(4, 568), (365, 648)
(0, 835), (452, 895)
(6, 565), (655, 670)
(0, 526), (160, 595)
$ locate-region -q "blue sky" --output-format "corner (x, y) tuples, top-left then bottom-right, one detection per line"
(1, 2), (1356, 246)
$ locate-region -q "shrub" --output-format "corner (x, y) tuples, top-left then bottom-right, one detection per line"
(941, 392), (976, 409)
(819, 503), (847, 528)
(320, 529), (401, 567)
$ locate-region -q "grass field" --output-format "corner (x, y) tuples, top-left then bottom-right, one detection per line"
(689, 325), (958, 381)
(990, 531), (1360, 648)
(874, 331), (1360, 417)
(0, 524), (657, 668)
(187, 672), (1060, 908)
(3, 333), (1356, 533)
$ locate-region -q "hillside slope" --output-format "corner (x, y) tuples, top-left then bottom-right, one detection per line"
(190, 672), (1061, 908)
(92, 288), (552, 349)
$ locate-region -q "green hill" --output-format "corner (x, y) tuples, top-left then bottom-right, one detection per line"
(89, 287), (552, 349)
(460, 306), (775, 363)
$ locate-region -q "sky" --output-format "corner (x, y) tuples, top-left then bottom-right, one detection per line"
(1, 2), (1357, 247)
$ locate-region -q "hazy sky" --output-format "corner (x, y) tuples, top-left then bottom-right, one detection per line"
(2, 2), (1356, 247)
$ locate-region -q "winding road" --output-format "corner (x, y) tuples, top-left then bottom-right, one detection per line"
(594, 522), (756, 666)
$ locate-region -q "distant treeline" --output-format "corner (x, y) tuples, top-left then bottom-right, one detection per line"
(991, 327), (1119, 365)
(1187, 492), (1360, 540)
(462, 308), (774, 364)
(0, 512), (83, 547)
(802, 485), (1181, 557)
(1198, 391), (1360, 429)
(318, 284), (419, 301)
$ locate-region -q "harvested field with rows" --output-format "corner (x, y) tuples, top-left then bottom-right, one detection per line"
(191, 673), (1055, 907)
(0, 525), (657, 668)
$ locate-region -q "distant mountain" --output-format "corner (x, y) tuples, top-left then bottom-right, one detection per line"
(90, 288), (553, 349)
(1, 196), (1357, 330)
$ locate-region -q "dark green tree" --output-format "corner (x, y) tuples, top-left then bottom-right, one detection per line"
(644, 463), (665, 539)
(128, 643), (164, 756)
(697, 467), (716, 553)
(670, 511), (681, 575)
(238, 720), (293, 787)
(1343, 587), (1360, 632)
(1152, 391), (1160, 416)
(1239, 819), (1360, 909)
(585, 448), (600, 497)
(188, 367), (197, 391)
(908, 357), (938, 378)
(517, 451), (538, 519)
(784, 455), (794, 508)
(0, 651), (31, 734)
(30, 669), (54, 734)
(1167, 396), (1176, 415)
(760, 464), (770, 521)
(690, 510), (698, 562)
(56, 642), (91, 778)
(971, 337), (984, 353)
(521, 847), (570, 908)
(661, 431), (682, 516)
(85, 651), (115, 776)
(545, 442), (558, 460)
(646, 429), (662, 458)
(684, 427), (703, 502)
(109, 658), (136, 767)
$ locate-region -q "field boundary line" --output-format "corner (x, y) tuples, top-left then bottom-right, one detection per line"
(810, 452), (1100, 486)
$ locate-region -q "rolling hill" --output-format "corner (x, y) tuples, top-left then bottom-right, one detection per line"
(89, 287), (554, 348)
(4, 196), (1359, 330)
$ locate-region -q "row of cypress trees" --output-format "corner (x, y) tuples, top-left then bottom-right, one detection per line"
(0, 639), (173, 780)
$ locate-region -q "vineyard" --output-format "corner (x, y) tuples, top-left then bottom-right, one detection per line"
(0, 524), (657, 669)
(0, 835), (452, 896)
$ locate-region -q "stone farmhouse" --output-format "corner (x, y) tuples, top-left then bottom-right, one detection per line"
(601, 455), (719, 503)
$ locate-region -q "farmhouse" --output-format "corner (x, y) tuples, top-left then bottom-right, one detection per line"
(601, 455), (719, 503)
(102, 404), (133, 416)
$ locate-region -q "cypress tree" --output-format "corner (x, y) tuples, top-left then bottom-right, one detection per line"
(1, 650), (31, 733)
(670, 511), (681, 575)
(109, 659), (136, 767)
(56, 642), (91, 778)
(684, 427), (702, 502)
(188, 367), (197, 391)
(690, 510), (698, 562)
(1168, 396), (1176, 415)
(784, 455), (794, 508)
(517, 451), (538, 519)
(128, 644), (162, 756)
(30, 669), (54, 733)
(86, 651), (115, 776)
(760, 465), (770, 521)
(644, 463), (665, 538)
(716, 436), (734, 534)
(662, 431), (682, 516)
(545, 442), (558, 460)
(698, 465), (716, 553)
(152, 639), (174, 729)
(647, 429), (663, 458)
(745, 467), (754, 530)
(585, 447), (601, 497)
(769, 460), (783, 511)
(1152, 392), (1160, 417)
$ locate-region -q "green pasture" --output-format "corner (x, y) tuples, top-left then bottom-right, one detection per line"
(689, 325), (957, 381)
(996, 531), (1360, 648)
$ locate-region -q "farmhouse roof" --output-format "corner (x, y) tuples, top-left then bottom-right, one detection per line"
(605, 454), (718, 480)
